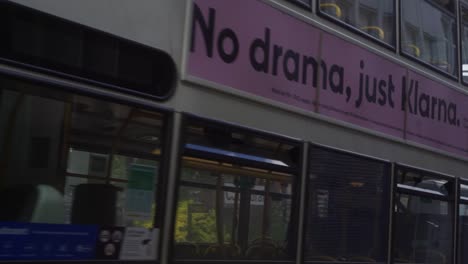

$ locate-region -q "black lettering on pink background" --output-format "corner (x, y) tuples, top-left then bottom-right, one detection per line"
(187, 0), (467, 157)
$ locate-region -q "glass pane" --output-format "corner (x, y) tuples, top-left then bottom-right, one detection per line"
(304, 147), (390, 263)
(174, 159), (294, 260)
(461, 4), (468, 82)
(0, 76), (166, 261)
(459, 184), (468, 264)
(319, 0), (395, 45)
(394, 193), (452, 264)
(396, 167), (452, 197)
(401, 0), (457, 75)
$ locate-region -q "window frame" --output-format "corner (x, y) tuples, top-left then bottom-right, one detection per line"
(169, 113), (304, 264)
(316, 0), (397, 50)
(0, 68), (175, 264)
(302, 143), (393, 263)
(287, 0), (312, 10)
(399, 0), (459, 81)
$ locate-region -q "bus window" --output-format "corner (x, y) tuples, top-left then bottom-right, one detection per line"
(393, 166), (454, 264)
(401, 0), (457, 76)
(303, 146), (391, 263)
(461, 2), (468, 83)
(318, 0), (395, 45)
(173, 116), (301, 261)
(459, 183), (468, 264)
(0, 76), (168, 261)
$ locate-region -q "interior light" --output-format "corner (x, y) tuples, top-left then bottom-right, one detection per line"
(350, 182), (364, 187)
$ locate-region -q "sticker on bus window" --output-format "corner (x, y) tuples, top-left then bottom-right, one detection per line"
(0, 222), (98, 261)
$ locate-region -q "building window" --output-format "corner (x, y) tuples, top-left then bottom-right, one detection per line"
(318, 0), (395, 46)
(401, 0), (457, 76)
(393, 165), (454, 264)
(304, 146), (391, 263)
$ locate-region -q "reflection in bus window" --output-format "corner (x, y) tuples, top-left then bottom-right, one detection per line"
(319, 0), (395, 45)
(304, 146), (390, 263)
(461, 4), (468, 82)
(393, 167), (454, 264)
(173, 118), (300, 260)
(0, 76), (166, 233)
(401, 0), (457, 76)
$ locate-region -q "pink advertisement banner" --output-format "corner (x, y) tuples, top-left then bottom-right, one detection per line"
(186, 0), (468, 158)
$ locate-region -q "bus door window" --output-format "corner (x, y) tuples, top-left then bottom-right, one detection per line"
(304, 146), (391, 263)
(173, 117), (301, 261)
(393, 165), (455, 264)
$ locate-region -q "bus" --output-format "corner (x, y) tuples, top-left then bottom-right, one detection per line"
(0, 0), (468, 263)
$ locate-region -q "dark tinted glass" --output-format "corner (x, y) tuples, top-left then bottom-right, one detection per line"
(459, 184), (468, 264)
(173, 117), (301, 260)
(401, 0), (457, 76)
(394, 166), (454, 264)
(304, 146), (390, 263)
(0, 1), (176, 100)
(319, 0), (395, 45)
(0, 76), (167, 261)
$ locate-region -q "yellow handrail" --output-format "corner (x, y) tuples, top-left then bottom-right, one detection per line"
(407, 44), (421, 57)
(320, 3), (342, 18)
(361, 26), (385, 40)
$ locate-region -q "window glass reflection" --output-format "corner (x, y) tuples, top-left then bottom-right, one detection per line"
(173, 119), (299, 260)
(461, 4), (468, 82)
(319, 0), (395, 45)
(0, 76), (166, 261)
(174, 161), (293, 260)
(394, 167), (454, 264)
(401, 0), (457, 75)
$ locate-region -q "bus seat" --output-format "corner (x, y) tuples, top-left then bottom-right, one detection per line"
(71, 183), (118, 225)
(320, 3), (342, 18)
(361, 26), (385, 40)
(415, 249), (446, 264)
(0, 184), (66, 224)
(31, 185), (66, 224)
(306, 255), (337, 261)
(431, 60), (449, 71)
(174, 242), (199, 258)
(203, 244), (240, 258)
(347, 256), (376, 262)
(245, 243), (277, 259)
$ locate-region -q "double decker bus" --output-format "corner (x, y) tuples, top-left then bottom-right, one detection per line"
(1, 0), (468, 264)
